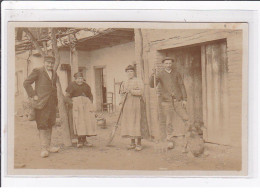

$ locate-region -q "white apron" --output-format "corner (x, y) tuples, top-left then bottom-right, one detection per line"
(72, 96), (97, 136)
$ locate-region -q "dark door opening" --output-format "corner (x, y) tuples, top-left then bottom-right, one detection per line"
(156, 45), (203, 137)
(94, 67), (107, 111)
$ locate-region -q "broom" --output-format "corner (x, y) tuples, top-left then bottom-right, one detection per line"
(106, 93), (128, 146)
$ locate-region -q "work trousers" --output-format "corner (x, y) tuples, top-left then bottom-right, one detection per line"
(161, 100), (189, 142)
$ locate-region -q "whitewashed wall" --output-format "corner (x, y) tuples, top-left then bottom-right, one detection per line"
(78, 42), (135, 107)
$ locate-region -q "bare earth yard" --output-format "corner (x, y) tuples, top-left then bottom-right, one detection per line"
(14, 112), (242, 172)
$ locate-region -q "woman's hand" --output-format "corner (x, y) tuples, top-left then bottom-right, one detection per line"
(124, 89), (130, 94)
(130, 89), (142, 96)
(33, 95), (38, 101)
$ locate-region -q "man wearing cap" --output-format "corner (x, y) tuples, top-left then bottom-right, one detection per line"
(23, 55), (60, 158)
(149, 57), (189, 151)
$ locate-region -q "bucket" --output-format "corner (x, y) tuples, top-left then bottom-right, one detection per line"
(97, 118), (106, 129)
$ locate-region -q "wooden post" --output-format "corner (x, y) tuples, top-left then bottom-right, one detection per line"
(134, 29), (145, 80)
(143, 49), (153, 138)
(51, 28), (72, 147)
(134, 29), (154, 138)
(70, 46), (79, 80)
(68, 46), (79, 139)
(56, 77), (72, 146)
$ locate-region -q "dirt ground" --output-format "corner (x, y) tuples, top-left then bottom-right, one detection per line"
(14, 112), (242, 171)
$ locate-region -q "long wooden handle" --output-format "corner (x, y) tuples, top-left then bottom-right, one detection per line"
(106, 93), (128, 146)
(153, 68), (157, 89)
(115, 93), (128, 125)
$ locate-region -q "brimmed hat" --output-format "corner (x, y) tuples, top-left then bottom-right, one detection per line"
(162, 57), (174, 63)
(74, 72), (84, 78)
(125, 65), (135, 72)
(44, 55), (55, 63)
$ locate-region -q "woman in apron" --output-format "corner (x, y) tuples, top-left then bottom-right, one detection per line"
(66, 72), (97, 148)
(119, 65), (150, 151)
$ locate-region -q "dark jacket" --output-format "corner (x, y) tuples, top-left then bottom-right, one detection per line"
(149, 69), (187, 102)
(23, 66), (58, 109)
(65, 81), (93, 103)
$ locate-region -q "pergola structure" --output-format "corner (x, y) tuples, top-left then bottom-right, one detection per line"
(74, 28), (134, 51)
(15, 28), (135, 54)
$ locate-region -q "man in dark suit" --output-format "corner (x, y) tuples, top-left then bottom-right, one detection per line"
(23, 55), (60, 158)
(150, 57), (190, 151)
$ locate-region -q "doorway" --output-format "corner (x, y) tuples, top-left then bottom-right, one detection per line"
(156, 39), (228, 144)
(94, 67), (107, 111)
(157, 45), (203, 138)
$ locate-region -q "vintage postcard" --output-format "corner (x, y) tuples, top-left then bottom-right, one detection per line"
(7, 22), (248, 176)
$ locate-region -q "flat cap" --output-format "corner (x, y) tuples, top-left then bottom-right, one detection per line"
(125, 65), (135, 72)
(162, 57), (174, 63)
(74, 72), (84, 78)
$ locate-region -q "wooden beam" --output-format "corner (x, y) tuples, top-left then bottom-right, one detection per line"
(106, 33), (134, 38)
(77, 39), (134, 51)
(77, 32), (133, 45)
(85, 39), (121, 44)
(15, 50), (27, 55)
(115, 28), (134, 32)
(78, 42), (110, 47)
(76, 44), (103, 50)
(78, 37), (121, 45)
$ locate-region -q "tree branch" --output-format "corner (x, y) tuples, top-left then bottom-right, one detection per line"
(23, 28), (45, 57)
(50, 28), (60, 72)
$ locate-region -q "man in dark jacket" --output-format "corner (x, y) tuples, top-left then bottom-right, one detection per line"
(23, 55), (60, 158)
(149, 57), (189, 150)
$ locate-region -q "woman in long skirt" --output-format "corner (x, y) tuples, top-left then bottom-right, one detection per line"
(65, 72), (97, 148)
(119, 65), (150, 151)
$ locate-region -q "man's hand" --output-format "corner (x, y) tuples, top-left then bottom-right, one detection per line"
(124, 89), (130, 94)
(182, 100), (187, 109)
(33, 95), (39, 101)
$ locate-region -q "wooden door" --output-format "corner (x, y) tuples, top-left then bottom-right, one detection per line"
(201, 40), (229, 144)
(94, 68), (104, 111)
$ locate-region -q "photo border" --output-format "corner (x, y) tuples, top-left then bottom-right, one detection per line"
(1, 1), (258, 187)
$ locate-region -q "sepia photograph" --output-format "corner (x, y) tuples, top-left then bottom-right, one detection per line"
(8, 22), (248, 176)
